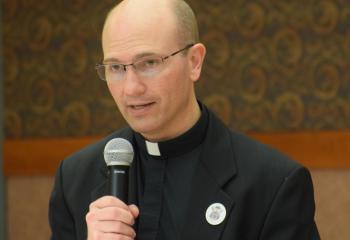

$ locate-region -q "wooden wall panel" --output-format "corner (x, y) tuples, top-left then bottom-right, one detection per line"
(3, 131), (350, 176)
(3, 137), (97, 176)
(249, 131), (350, 168)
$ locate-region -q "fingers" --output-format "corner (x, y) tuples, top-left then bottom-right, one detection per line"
(91, 220), (136, 237)
(88, 232), (134, 240)
(89, 196), (129, 211)
(128, 204), (139, 219)
(87, 206), (135, 225)
(86, 196), (139, 240)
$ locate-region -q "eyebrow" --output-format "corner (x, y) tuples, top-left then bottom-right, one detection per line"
(103, 51), (161, 64)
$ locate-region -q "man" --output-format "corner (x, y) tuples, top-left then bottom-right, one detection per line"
(49, 0), (320, 239)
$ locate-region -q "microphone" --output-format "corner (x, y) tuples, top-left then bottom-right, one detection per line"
(104, 138), (134, 202)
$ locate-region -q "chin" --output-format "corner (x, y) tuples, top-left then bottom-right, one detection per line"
(129, 121), (159, 138)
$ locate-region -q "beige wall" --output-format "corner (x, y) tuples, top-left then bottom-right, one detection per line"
(7, 177), (53, 240)
(7, 170), (350, 240)
(312, 170), (350, 239)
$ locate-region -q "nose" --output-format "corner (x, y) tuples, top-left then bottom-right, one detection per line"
(123, 66), (146, 96)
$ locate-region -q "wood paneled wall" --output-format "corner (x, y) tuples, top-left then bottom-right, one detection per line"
(4, 130), (350, 176)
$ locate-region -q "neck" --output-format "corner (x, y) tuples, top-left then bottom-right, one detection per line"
(142, 98), (201, 142)
(134, 100), (208, 159)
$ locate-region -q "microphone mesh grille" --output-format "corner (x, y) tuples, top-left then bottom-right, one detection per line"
(104, 138), (134, 166)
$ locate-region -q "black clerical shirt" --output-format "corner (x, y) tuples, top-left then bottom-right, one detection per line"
(132, 105), (209, 240)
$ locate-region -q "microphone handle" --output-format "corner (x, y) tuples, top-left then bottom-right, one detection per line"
(108, 165), (129, 202)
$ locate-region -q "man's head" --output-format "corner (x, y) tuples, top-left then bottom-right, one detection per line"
(101, 0), (206, 141)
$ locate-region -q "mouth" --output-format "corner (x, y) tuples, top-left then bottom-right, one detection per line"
(128, 102), (155, 110)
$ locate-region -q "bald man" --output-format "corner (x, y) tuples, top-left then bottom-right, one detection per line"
(49, 1), (320, 240)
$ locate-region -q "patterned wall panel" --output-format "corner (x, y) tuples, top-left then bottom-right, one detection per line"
(2, 0), (350, 138)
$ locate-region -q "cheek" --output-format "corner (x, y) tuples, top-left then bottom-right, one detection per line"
(166, 64), (189, 86)
(154, 75), (180, 102)
(169, 68), (191, 96)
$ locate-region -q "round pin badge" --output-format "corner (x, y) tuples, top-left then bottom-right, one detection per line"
(205, 203), (227, 225)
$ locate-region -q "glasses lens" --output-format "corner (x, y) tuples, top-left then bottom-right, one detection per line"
(135, 57), (164, 76)
(107, 64), (125, 81)
(96, 65), (106, 81)
(96, 64), (126, 82)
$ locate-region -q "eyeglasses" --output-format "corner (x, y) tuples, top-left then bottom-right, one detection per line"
(95, 43), (194, 82)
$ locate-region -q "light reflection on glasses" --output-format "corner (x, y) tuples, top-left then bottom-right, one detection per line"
(95, 43), (194, 82)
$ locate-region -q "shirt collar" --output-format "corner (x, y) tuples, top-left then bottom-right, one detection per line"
(134, 102), (209, 159)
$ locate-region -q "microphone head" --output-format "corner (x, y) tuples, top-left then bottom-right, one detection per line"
(104, 138), (134, 166)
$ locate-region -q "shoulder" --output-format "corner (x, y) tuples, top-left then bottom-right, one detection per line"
(227, 129), (307, 193)
(59, 127), (133, 176)
(205, 107), (304, 183)
(207, 108), (301, 176)
(230, 130), (301, 174)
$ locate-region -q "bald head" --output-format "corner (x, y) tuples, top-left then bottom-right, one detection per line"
(103, 0), (199, 48)
(172, 0), (199, 45)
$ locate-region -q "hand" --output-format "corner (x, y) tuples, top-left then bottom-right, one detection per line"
(86, 196), (139, 240)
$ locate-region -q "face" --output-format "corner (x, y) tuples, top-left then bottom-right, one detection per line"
(102, 4), (204, 141)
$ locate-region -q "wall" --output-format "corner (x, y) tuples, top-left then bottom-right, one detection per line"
(2, 0), (350, 137)
(7, 177), (52, 240)
(312, 170), (350, 239)
(0, 0), (6, 238)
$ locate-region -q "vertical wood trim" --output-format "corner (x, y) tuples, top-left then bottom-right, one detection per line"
(0, 1), (7, 237)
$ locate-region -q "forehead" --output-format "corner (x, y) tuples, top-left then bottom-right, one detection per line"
(102, 1), (179, 59)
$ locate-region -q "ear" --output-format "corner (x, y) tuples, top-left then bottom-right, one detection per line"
(188, 43), (206, 82)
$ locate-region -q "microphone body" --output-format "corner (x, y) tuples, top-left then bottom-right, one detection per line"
(109, 165), (129, 201)
(104, 138), (134, 202)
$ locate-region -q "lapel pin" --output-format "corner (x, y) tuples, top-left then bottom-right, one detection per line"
(206, 203), (226, 225)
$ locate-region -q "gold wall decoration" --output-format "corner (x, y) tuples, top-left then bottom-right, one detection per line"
(2, 0), (350, 138)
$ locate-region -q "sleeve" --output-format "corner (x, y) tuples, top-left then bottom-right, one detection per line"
(49, 161), (77, 240)
(259, 166), (320, 240)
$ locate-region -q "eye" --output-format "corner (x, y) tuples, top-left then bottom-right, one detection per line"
(109, 64), (123, 72)
(139, 58), (162, 69)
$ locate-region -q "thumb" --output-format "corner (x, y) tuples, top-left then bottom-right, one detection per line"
(129, 204), (140, 219)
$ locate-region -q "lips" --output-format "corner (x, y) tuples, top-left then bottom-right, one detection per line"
(129, 102), (154, 109)
(126, 101), (156, 116)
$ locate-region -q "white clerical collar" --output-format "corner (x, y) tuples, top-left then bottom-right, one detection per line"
(134, 101), (208, 159)
(145, 141), (161, 156)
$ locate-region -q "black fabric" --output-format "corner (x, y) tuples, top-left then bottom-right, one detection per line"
(134, 102), (208, 240)
(137, 154), (166, 240)
(49, 105), (320, 240)
(134, 101), (208, 160)
(158, 146), (201, 240)
(135, 145), (202, 240)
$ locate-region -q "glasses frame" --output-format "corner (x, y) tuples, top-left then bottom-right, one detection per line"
(95, 43), (195, 81)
